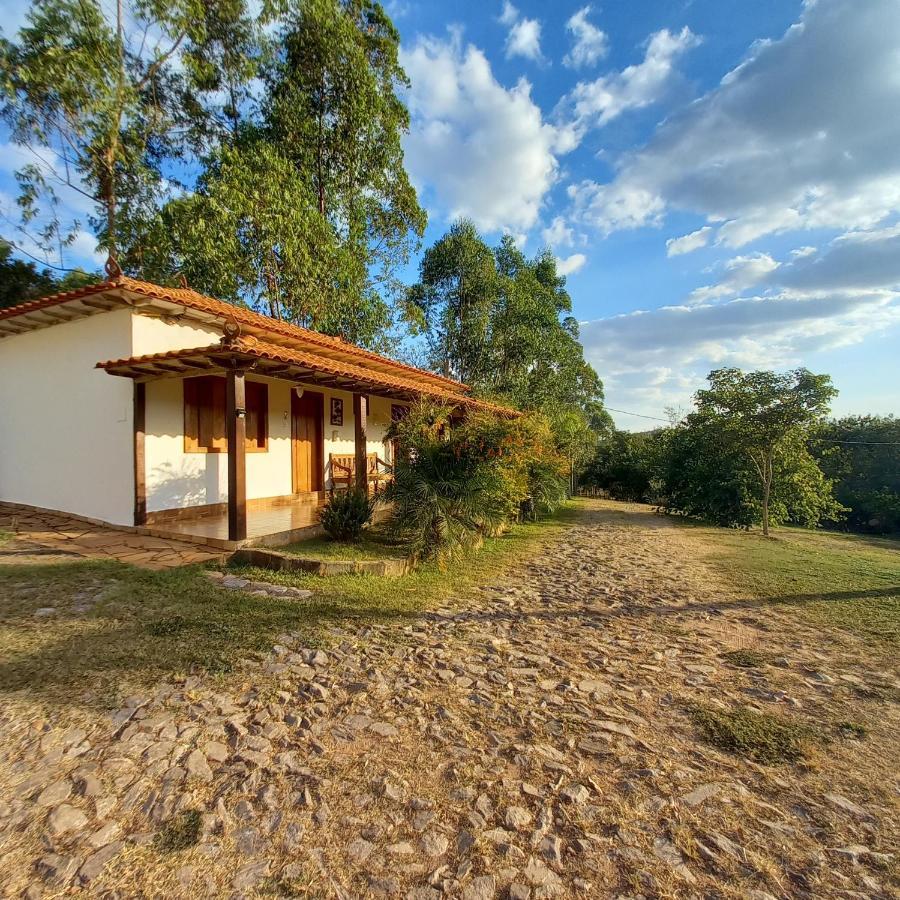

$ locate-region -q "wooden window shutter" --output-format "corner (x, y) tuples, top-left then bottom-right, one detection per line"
(245, 381), (268, 452)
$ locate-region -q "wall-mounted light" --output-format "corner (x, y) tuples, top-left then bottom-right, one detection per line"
(294, 386), (305, 399)
(236, 407), (247, 419)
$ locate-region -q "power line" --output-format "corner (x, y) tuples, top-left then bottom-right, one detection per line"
(1, 239), (88, 274)
(605, 406), (671, 423)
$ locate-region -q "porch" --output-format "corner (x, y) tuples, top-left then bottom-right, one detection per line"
(139, 492), (330, 550)
(97, 334), (429, 546)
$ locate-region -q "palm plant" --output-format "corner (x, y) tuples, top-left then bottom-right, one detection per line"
(386, 439), (509, 563)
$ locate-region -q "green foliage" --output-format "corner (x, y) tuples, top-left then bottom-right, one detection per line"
(385, 402), (568, 563)
(660, 416), (844, 529)
(812, 416), (900, 533)
(690, 704), (818, 764)
(138, 0), (425, 347)
(692, 367), (838, 535)
(0, 0), (254, 260)
(407, 224), (606, 423)
(582, 369), (845, 533)
(405, 219), (498, 382)
(0, 242), (95, 308)
(1, 0), (423, 350)
(385, 403), (508, 563)
(319, 488), (375, 541)
(581, 429), (667, 502)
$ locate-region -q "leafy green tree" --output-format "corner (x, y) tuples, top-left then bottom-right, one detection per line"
(581, 429), (665, 502)
(0, 242), (95, 308)
(139, 0), (425, 347)
(0, 0), (254, 263)
(687, 368), (839, 534)
(661, 419), (844, 529)
(812, 416), (900, 533)
(408, 224), (606, 432)
(406, 219), (498, 381)
(491, 237), (605, 418)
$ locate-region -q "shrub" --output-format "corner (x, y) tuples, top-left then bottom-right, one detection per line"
(319, 488), (375, 541)
(385, 402), (568, 563)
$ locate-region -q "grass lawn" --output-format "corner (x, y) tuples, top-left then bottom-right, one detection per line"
(0, 506), (577, 709)
(688, 523), (900, 647)
(279, 527), (409, 561)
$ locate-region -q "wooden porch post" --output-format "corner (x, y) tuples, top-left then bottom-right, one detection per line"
(353, 392), (367, 492)
(133, 381), (146, 526)
(226, 367), (247, 542)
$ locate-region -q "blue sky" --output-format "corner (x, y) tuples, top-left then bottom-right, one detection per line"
(3, 0), (899, 427)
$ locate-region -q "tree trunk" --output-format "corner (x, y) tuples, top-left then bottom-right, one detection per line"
(761, 449), (774, 537)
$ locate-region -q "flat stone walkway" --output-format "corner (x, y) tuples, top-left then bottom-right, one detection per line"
(0, 504), (223, 569)
(0, 501), (897, 897)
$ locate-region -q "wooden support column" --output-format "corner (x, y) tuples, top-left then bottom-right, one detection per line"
(226, 367), (247, 542)
(353, 393), (367, 492)
(133, 381), (146, 526)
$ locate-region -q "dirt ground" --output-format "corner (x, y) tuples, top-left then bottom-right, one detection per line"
(1, 500), (897, 898)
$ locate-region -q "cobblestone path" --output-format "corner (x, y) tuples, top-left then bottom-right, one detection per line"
(1, 501), (897, 898)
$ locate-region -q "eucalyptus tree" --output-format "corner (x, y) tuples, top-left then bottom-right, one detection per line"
(142, 0), (425, 347)
(261, 0), (426, 338)
(0, 0), (258, 265)
(406, 219), (498, 382)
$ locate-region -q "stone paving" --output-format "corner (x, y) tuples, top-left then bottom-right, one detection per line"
(0, 501), (897, 898)
(0, 504), (223, 569)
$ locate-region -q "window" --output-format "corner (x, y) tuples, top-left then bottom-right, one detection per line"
(184, 376), (268, 453)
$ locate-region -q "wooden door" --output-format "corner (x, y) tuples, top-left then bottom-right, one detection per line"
(291, 391), (324, 493)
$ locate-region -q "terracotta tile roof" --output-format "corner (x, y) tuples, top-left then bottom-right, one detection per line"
(96, 336), (520, 418)
(0, 274), (468, 394)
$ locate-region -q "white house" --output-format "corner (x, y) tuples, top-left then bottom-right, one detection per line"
(0, 271), (513, 548)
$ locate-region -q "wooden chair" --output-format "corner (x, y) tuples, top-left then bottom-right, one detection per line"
(329, 452), (393, 493)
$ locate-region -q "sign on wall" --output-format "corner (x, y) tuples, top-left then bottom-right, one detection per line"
(330, 397), (344, 426)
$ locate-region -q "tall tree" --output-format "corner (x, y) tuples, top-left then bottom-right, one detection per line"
(140, 0), (425, 347)
(406, 219), (497, 381)
(491, 237), (605, 419)
(0, 0), (251, 265)
(693, 368), (838, 535)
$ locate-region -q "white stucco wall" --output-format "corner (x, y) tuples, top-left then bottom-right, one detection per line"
(0, 304), (407, 523)
(131, 312), (221, 355)
(144, 376), (294, 511)
(0, 309), (135, 524)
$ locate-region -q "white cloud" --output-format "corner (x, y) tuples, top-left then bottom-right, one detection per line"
(557, 27), (700, 143)
(556, 253), (587, 275)
(581, 222), (900, 420)
(568, 179), (665, 234)
(541, 215), (575, 248)
(689, 252), (780, 303)
(506, 16), (543, 61)
(666, 226), (712, 256)
(401, 32), (560, 232)
(776, 224), (900, 293)
(571, 0), (900, 243)
(499, 1), (518, 26)
(564, 6), (608, 69)
(581, 290), (900, 392)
